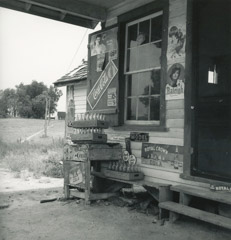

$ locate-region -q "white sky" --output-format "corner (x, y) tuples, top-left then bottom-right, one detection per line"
(0, 7), (100, 111)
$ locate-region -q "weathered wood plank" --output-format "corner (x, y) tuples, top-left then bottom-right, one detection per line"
(166, 119), (184, 128)
(140, 167), (209, 188)
(171, 185), (231, 205)
(131, 138), (184, 149)
(166, 109), (184, 119)
(159, 201), (231, 230)
(166, 99), (184, 110)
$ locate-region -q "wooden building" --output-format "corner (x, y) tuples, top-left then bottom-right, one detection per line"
(2, 0), (230, 227)
(54, 60), (88, 136)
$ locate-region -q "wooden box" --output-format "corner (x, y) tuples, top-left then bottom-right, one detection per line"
(104, 169), (144, 181)
(71, 120), (109, 129)
(70, 133), (107, 143)
(63, 143), (122, 161)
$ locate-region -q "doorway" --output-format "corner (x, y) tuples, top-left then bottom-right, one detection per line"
(192, 0), (231, 182)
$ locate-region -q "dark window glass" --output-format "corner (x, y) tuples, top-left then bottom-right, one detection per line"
(151, 15), (162, 42)
(127, 98), (136, 120)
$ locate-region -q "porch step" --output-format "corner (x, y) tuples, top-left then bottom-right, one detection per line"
(159, 201), (231, 230)
(171, 185), (231, 205)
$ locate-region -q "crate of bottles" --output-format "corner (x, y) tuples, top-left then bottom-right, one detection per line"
(70, 132), (107, 143)
(104, 161), (144, 181)
(69, 113), (108, 143)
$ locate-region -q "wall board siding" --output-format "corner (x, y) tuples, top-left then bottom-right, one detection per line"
(73, 85), (87, 116)
(99, 165), (208, 189)
(166, 119), (184, 128)
(166, 99), (184, 110)
(107, 128), (184, 139)
(107, 0), (154, 20)
(166, 109), (184, 119)
(140, 167), (209, 188)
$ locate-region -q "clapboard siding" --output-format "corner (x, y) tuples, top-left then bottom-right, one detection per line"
(166, 99), (184, 110)
(107, 128), (184, 139)
(166, 109), (184, 119)
(141, 167), (209, 188)
(166, 119), (184, 128)
(107, 0), (153, 21)
(73, 84), (87, 116)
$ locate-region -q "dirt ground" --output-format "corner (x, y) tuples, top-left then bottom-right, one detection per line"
(0, 168), (231, 240)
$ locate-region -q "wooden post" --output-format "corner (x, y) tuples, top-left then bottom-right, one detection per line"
(44, 96), (48, 137)
(48, 97), (51, 126)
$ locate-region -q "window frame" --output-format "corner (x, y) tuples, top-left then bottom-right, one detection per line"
(123, 11), (165, 126)
(117, 0), (169, 130)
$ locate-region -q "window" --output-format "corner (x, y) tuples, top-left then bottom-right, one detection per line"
(124, 11), (163, 125)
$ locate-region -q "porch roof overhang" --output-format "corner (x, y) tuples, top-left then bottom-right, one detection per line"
(0, 0), (124, 29)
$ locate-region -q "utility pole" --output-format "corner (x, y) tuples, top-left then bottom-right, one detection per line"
(44, 96), (48, 137)
(44, 94), (51, 137)
(48, 97), (51, 126)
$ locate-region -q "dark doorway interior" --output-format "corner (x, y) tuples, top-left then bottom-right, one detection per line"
(192, 0), (231, 182)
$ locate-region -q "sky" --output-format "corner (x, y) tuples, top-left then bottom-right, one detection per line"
(0, 7), (100, 111)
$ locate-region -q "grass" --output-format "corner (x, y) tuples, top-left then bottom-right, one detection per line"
(0, 118), (65, 178)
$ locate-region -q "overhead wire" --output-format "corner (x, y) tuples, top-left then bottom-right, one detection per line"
(66, 28), (89, 72)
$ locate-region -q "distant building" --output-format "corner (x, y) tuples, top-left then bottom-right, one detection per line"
(53, 60), (87, 136)
(57, 111), (66, 120)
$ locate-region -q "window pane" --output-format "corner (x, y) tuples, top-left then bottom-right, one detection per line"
(150, 97), (160, 120)
(150, 69), (161, 95)
(138, 97), (149, 120)
(139, 20), (150, 44)
(151, 15), (162, 42)
(128, 24), (138, 48)
(137, 72), (150, 96)
(127, 75), (139, 96)
(127, 98), (136, 120)
(136, 43), (161, 69)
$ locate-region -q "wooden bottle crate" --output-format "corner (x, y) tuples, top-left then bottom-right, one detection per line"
(71, 120), (109, 129)
(70, 133), (107, 143)
(104, 169), (144, 181)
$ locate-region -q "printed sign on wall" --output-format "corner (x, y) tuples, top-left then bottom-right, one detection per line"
(167, 15), (186, 63)
(90, 28), (118, 57)
(141, 143), (183, 171)
(165, 63), (185, 100)
(87, 60), (118, 110)
(107, 87), (117, 107)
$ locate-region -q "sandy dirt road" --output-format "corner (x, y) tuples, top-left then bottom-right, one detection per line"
(0, 168), (231, 240)
(1, 187), (231, 240)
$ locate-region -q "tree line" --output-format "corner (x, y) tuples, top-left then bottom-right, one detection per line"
(0, 80), (62, 119)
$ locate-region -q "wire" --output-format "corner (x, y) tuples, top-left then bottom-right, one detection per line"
(66, 28), (88, 72)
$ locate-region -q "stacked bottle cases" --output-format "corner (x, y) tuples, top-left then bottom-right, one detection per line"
(69, 112), (109, 143)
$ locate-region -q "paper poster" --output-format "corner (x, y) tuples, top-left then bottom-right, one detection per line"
(107, 87), (117, 107)
(167, 15), (186, 63)
(69, 162), (85, 185)
(96, 53), (106, 72)
(90, 28), (118, 57)
(165, 63), (185, 100)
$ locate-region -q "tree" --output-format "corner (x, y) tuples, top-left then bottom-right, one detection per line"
(0, 80), (63, 119)
(0, 89), (17, 117)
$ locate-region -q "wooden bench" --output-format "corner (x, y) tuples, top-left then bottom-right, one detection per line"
(159, 184), (231, 230)
(159, 201), (231, 230)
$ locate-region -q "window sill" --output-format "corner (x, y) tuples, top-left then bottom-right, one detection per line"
(112, 125), (169, 132)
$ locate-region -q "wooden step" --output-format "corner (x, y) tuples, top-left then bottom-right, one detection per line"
(159, 201), (231, 230)
(171, 185), (231, 205)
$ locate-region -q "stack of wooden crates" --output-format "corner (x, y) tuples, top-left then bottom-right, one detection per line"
(63, 117), (122, 204)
